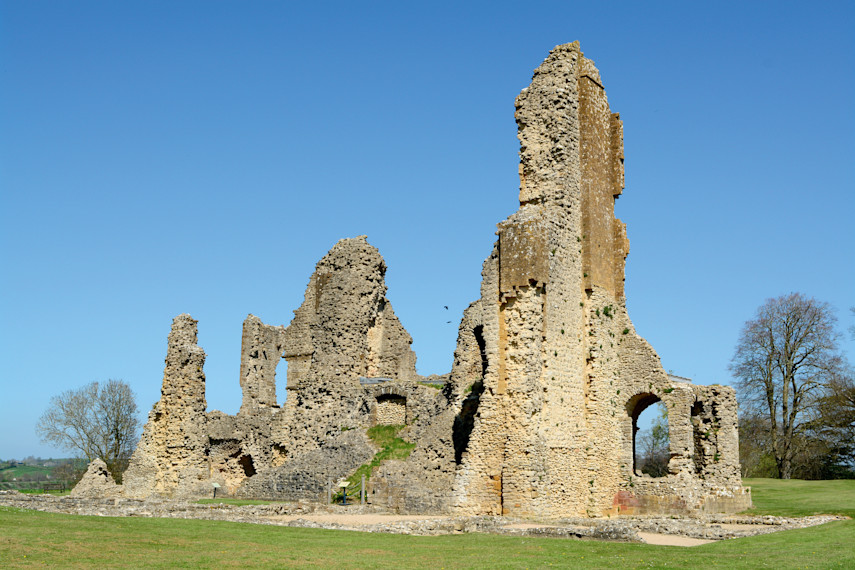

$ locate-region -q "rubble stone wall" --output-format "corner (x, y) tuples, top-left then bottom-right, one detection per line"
(239, 315), (287, 414)
(81, 42), (749, 518)
(122, 314), (209, 499)
(449, 42), (749, 517)
(375, 395), (407, 425)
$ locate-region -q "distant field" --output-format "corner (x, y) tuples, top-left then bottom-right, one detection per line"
(0, 465), (52, 480)
(1, 479), (853, 569)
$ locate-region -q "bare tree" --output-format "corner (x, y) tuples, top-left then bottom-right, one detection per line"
(52, 459), (87, 487)
(36, 379), (140, 482)
(729, 293), (844, 479)
(849, 307), (854, 341)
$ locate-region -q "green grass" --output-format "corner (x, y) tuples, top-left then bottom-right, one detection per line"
(1, 505), (852, 569)
(342, 425), (415, 495)
(743, 478), (855, 517)
(2, 479), (853, 568)
(19, 489), (69, 496)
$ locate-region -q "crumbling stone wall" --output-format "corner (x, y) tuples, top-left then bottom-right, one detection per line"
(85, 42), (748, 517)
(70, 458), (120, 499)
(115, 237), (437, 502)
(375, 394), (407, 425)
(449, 42), (749, 517)
(281, 236), (417, 393)
(239, 315), (287, 414)
(122, 314), (209, 499)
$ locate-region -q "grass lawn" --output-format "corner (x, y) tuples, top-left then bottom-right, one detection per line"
(1, 479), (853, 569)
(743, 478), (855, 518)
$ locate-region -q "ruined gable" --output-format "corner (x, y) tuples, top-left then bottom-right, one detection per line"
(282, 236), (417, 392)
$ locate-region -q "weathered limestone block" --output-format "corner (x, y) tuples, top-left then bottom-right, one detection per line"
(269, 236), (422, 462)
(205, 410), (277, 494)
(70, 458), (120, 499)
(282, 236), (417, 392)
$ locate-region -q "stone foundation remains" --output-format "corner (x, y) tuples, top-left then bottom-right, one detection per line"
(94, 42), (751, 517)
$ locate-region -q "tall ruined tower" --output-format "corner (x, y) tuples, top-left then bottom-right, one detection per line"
(123, 314), (210, 498)
(451, 42), (747, 517)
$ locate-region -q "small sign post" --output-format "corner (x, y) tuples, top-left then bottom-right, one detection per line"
(212, 482), (221, 499)
(337, 478), (349, 505)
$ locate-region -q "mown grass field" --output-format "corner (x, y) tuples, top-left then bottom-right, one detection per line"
(743, 478), (855, 517)
(1, 479), (853, 569)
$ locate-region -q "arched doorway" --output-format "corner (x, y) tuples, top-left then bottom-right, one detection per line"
(625, 393), (669, 477)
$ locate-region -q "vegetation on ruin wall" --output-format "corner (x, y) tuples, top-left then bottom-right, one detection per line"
(2, 479), (854, 568)
(341, 424), (414, 496)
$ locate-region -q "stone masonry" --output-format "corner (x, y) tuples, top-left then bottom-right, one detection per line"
(87, 42), (751, 517)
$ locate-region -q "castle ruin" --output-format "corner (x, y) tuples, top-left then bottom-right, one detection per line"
(109, 42), (751, 517)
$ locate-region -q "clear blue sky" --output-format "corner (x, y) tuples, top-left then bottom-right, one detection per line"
(2, 1), (853, 460)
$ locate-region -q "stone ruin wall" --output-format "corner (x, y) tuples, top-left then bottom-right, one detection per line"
(86, 42), (750, 518)
(447, 42), (747, 517)
(375, 395), (407, 425)
(120, 236), (446, 502)
(122, 314), (210, 498)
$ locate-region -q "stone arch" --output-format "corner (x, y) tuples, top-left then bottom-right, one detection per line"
(373, 386), (408, 426)
(624, 392), (669, 476)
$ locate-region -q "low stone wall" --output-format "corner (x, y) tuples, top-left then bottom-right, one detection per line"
(611, 483), (753, 516)
(0, 490), (841, 542)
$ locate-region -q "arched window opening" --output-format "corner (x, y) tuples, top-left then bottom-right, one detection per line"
(627, 393), (670, 477)
(375, 394), (407, 425)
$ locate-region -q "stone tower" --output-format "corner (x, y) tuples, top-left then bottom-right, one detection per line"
(449, 42), (747, 516)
